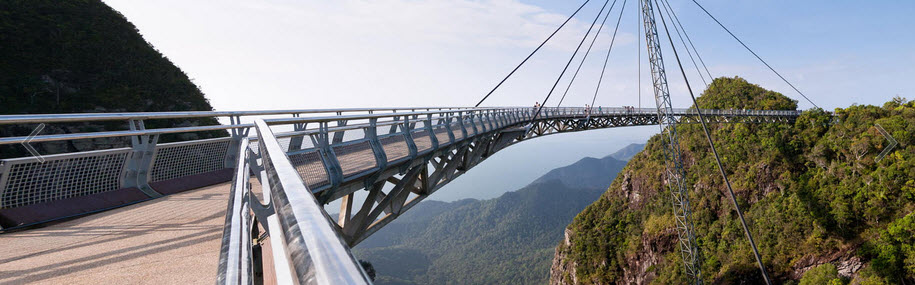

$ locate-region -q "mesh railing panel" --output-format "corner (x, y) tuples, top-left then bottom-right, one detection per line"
(289, 150), (330, 190)
(412, 130), (433, 154)
(464, 119), (477, 136)
(150, 139), (231, 182)
(332, 141), (377, 178)
(1, 150), (130, 208)
(380, 134), (409, 162)
(434, 127), (451, 146)
(451, 123), (465, 141)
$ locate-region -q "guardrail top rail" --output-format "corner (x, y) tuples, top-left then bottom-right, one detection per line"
(220, 119), (371, 284)
(0, 107), (803, 146)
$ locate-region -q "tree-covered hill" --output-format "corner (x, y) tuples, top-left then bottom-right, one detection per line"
(0, 0), (224, 158)
(551, 77), (915, 284)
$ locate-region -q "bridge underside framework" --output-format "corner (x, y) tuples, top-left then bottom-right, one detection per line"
(0, 107), (799, 283)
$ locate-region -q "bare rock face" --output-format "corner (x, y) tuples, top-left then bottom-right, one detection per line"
(619, 171), (650, 210)
(837, 256), (863, 278)
(621, 172), (642, 206)
(550, 228), (578, 285)
(621, 229), (675, 284)
(791, 249), (863, 280)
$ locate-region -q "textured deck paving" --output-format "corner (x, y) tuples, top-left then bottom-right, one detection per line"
(0, 183), (230, 285)
(0, 131), (451, 284)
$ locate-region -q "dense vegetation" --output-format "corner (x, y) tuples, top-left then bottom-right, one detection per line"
(356, 150), (635, 284)
(0, 0), (223, 158)
(553, 77), (915, 284)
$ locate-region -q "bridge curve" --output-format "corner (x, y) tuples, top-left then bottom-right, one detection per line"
(0, 106), (800, 283)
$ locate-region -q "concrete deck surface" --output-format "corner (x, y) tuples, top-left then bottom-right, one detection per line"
(0, 183), (230, 285)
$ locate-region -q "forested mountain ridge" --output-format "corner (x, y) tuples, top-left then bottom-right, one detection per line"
(533, 154), (629, 190)
(355, 145), (642, 284)
(550, 77), (915, 284)
(0, 0), (223, 158)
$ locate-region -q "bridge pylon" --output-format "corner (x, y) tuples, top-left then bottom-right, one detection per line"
(639, 0), (703, 282)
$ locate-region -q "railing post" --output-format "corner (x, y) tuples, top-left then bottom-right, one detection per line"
(445, 112), (456, 144)
(122, 119), (162, 198)
(499, 109), (511, 128)
(425, 114), (438, 150)
(408, 109), (418, 130)
(227, 115), (251, 168)
(469, 111), (480, 136)
(402, 115), (418, 167)
(483, 110), (492, 133)
(458, 111), (469, 140)
(332, 111), (348, 144)
(364, 118), (388, 189)
(389, 114), (400, 134)
(313, 121), (344, 191)
(485, 110), (494, 130)
(287, 114), (306, 151)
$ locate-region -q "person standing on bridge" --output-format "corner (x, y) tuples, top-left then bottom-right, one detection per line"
(533, 102), (541, 119)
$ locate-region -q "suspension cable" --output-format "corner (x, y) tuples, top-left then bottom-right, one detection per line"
(556, 0), (619, 107)
(662, 0), (713, 81)
(590, 0), (627, 109)
(690, 0), (819, 109)
(474, 0), (592, 107)
(530, 0), (612, 122)
(653, 0), (772, 283)
(637, 1), (641, 109)
(657, 0), (708, 87)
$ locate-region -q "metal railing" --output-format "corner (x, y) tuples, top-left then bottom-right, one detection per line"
(0, 107), (801, 225)
(0, 106), (804, 281)
(218, 120), (371, 284)
(0, 107), (799, 145)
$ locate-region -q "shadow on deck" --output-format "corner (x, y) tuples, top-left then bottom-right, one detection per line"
(0, 183), (230, 284)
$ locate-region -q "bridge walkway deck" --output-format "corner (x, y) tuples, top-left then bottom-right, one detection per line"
(0, 183), (230, 285)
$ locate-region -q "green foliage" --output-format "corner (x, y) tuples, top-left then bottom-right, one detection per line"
(0, 0), (224, 158)
(557, 77), (915, 283)
(800, 263), (845, 285)
(862, 212), (915, 283)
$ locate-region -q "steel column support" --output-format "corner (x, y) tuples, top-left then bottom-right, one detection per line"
(640, 0), (702, 282)
(123, 119), (162, 198)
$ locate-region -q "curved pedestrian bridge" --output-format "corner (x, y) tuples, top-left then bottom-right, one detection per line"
(0, 107), (801, 284)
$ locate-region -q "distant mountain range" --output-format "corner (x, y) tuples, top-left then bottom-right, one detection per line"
(353, 143), (645, 284)
(532, 144), (641, 190)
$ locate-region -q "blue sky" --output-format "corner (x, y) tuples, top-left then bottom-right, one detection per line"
(104, 0), (913, 201)
(522, 0), (915, 109)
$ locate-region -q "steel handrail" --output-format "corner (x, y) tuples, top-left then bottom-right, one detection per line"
(0, 106), (497, 124)
(217, 138), (253, 285)
(0, 107), (803, 145)
(252, 119), (371, 284)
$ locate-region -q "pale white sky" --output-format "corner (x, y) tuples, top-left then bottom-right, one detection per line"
(103, 0), (909, 112)
(102, 0), (911, 200)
